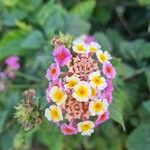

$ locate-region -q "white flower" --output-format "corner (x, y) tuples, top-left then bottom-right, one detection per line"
(45, 105), (63, 122)
(48, 86), (67, 105)
(87, 42), (101, 52)
(73, 81), (91, 102)
(89, 71), (107, 90)
(77, 121), (94, 136)
(72, 39), (88, 53)
(64, 76), (80, 89)
(96, 50), (111, 63)
(89, 99), (109, 116)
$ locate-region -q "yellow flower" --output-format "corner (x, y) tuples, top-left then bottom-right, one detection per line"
(72, 39), (87, 53)
(49, 86), (67, 105)
(89, 99), (108, 116)
(73, 81), (91, 102)
(96, 50), (111, 63)
(65, 76), (80, 89)
(87, 42), (101, 53)
(90, 87), (97, 98)
(89, 71), (107, 90)
(45, 105), (63, 122)
(77, 121), (94, 136)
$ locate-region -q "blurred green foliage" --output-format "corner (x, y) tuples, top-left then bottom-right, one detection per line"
(0, 0), (150, 150)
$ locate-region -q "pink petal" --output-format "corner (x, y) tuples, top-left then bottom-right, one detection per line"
(95, 111), (110, 127)
(61, 123), (78, 135)
(46, 63), (60, 81)
(5, 56), (20, 70)
(53, 46), (72, 67)
(102, 62), (116, 79)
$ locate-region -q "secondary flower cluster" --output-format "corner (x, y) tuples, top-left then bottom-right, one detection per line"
(45, 34), (116, 136)
(0, 56), (20, 91)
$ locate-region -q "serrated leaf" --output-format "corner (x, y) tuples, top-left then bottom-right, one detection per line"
(126, 124), (150, 150)
(109, 89), (125, 130)
(71, 0), (96, 20)
(109, 99), (125, 131)
(94, 32), (112, 51)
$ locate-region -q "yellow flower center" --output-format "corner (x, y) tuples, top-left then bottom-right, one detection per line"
(99, 54), (107, 62)
(53, 90), (64, 102)
(90, 47), (97, 52)
(67, 80), (77, 88)
(50, 108), (59, 120)
(93, 102), (103, 112)
(92, 76), (103, 86)
(76, 86), (88, 98)
(50, 68), (56, 75)
(77, 45), (85, 52)
(81, 124), (91, 132)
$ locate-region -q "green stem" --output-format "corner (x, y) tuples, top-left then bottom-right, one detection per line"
(16, 71), (41, 83)
(9, 83), (41, 89)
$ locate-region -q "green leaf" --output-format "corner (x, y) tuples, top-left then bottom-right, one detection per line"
(138, 43), (150, 59)
(36, 1), (56, 26)
(37, 121), (63, 150)
(109, 89), (125, 130)
(0, 125), (18, 150)
(118, 63), (136, 78)
(0, 29), (44, 60)
(95, 7), (111, 24)
(0, 30), (26, 60)
(63, 14), (90, 36)
(119, 39), (150, 60)
(2, 0), (18, 7)
(126, 124), (150, 150)
(94, 32), (112, 51)
(71, 0), (96, 20)
(21, 30), (45, 49)
(138, 0), (150, 6)
(3, 8), (27, 26)
(143, 100), (150, 113)
(106, 29), (124, 50)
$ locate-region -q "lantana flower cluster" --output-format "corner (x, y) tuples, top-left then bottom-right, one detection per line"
(45, 34), (116, 136)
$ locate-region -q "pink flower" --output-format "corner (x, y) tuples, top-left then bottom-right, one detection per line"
(46, 63), (60, 81)
(102, 62), (116, 79)
(95, 111), (109, 127)
(53, 46), (72, 67)
(5, 56), (20, 70)
(102, 79), (113, 104)
(61, 123), (78, 135)
(84, 35), (95, 44)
